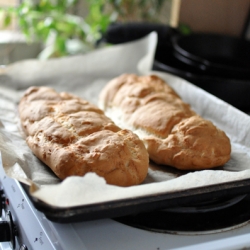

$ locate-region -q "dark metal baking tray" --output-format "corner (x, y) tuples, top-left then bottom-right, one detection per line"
(21, 176), (250, 224)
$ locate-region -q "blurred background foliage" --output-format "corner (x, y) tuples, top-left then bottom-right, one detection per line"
(0, 0), (171, 59)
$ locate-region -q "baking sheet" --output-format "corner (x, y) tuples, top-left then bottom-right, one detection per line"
(1, 32), (250, 222)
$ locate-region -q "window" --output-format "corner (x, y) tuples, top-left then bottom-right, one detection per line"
(0, 0), (19, 30)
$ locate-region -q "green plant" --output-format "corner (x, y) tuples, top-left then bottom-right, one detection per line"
(0, 0), (170, 59)
(0, 0), (111, 58)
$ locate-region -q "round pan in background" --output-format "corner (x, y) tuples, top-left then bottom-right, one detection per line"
(153, 46), (250, 113)
(171, 33), (250, 79)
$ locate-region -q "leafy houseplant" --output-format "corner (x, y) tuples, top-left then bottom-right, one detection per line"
(0, 0), (171, 59)
(0, 0), (111, 58)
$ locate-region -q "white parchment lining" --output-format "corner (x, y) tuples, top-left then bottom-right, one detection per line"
(0, 32), (250, 208)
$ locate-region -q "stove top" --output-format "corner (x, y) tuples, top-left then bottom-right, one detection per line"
(2, 159), (250, 250)
(115, 194), (250, 233)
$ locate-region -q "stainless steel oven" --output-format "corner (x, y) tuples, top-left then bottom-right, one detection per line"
(2, 155), (250, 250)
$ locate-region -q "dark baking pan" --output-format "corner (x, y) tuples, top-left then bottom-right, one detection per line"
(21, 177), (250, 223)
(172, 33), (250, 79)
(153, 46), (250, 113)
(17, 27), (250, 224)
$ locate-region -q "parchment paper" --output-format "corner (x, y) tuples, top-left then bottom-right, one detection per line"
(1, 32), (250, 208)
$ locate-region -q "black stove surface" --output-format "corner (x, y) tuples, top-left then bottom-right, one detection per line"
(115, 194), (250, 232)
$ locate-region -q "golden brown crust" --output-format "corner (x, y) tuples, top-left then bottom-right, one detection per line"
(99, 74), (231, 170)
(18, 86), (149, 186)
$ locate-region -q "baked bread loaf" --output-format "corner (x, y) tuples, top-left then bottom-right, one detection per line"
(18, 86), (149, 187)
(99, 74), (231, 170)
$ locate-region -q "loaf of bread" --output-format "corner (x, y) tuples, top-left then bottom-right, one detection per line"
(99, 74), (231, 170)
(18, 86), (149, 187)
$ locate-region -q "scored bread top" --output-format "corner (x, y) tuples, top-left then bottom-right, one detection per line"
(18, 86), (149, 187)
(99, 74), (231, 170)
